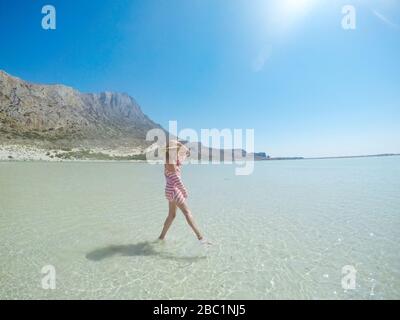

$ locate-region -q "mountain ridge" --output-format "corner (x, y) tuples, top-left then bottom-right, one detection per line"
(0, 70), (268, 161)
(0, 70), (163, 149)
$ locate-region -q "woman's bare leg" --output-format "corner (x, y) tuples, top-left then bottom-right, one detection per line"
(158, 201), (177, 240)
(177, 201), (203, 240)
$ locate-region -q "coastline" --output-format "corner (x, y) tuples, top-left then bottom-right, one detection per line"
(2, 144), (399, 163)
(0, 144), (147, 162)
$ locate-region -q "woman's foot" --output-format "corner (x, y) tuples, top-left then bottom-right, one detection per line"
(152, 237), (165, 244)
(198, 237), (212, 245)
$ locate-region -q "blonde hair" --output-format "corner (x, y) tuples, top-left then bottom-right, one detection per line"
(164, 140), (181, 164)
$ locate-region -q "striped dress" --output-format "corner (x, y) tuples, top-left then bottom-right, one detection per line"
(164, 160), (188, 205)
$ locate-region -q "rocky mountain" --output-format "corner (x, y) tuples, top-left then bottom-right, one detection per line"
(0, 70), (268, 161)
(0, 70), (162, 148)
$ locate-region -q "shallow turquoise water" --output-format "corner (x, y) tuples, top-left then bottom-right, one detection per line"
(1, 157), (399, 299)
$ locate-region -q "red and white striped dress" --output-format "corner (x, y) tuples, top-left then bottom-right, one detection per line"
(164, 160), (188, 205)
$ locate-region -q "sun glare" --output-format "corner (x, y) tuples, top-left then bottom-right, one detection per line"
(261, 0), (315, 35)
(282, 0), (315, 18)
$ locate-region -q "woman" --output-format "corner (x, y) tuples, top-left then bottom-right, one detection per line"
(158, 140), (211, 245)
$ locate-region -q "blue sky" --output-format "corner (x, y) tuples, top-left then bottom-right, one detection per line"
(0, 0), (399, 157)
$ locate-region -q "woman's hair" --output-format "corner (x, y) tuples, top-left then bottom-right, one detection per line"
(164, 140), (180, 164)
(165, 144), (171, 164)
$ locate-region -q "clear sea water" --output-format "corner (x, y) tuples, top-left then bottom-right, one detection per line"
(1, 157), (399, 299)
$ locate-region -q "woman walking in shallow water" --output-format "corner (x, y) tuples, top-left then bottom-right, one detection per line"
(158, 140), (211, 245)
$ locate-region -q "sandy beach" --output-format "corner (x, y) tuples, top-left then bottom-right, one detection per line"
(0, 144), (146, 162)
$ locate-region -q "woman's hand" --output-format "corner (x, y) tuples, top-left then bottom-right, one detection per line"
(178, 143), (190, 161)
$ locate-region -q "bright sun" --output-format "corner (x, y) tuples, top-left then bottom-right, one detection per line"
(270, 0), (315, 32)
(258, 0), (316, 36)
(282, 0), (315, 17)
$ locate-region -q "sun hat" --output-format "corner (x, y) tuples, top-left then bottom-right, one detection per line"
(160, 140), (182, 151)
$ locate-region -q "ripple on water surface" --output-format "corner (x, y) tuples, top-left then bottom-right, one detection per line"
(0, 158), (399, 299)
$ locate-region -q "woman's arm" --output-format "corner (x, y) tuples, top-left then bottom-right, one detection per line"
(177, 143), (190, 161)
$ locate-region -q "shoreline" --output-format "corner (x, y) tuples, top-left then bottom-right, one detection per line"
(1, 144), (399, 163)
